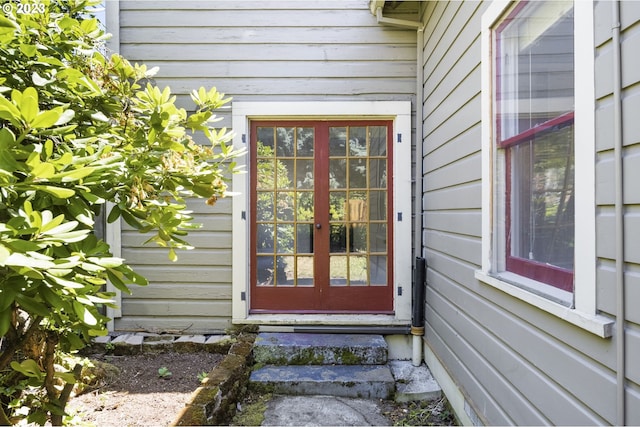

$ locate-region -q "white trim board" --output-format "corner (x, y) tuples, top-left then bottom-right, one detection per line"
(231, 101), (413, 324)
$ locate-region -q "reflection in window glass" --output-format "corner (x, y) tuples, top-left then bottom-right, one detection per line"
(349, 127), (367, 157)
(329, 127), (347, 156)
(296, 127), (314, 157)
(369, 126), (387, 156)
(276, 127), (295, 157)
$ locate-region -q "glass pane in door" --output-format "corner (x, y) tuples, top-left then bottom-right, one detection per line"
(328, 125), (389, 287)
(255, 126), (314, 288)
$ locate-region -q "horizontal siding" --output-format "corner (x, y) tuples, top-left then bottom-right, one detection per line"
(122, 44), (415, 61)
(114, 316), (231, 334)
(121, 27), (415, 45)
(423, 151), (481, 192)
(120, 1), (372, 11)
(427, 277), (613, 425)
(596, 261), (640, 324)
(421, 1), (639, 425)
(594, 4), (640, 424)
(125, 283), (232, 301)
(116, 0), (416, 333)
(119, 0), (416, 113)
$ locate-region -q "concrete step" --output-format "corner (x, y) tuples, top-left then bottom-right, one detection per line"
(253, 332), (388, 365)
(249, 364), (395, 399)
(389, 361), (442, 402)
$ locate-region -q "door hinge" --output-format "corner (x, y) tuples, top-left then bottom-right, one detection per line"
(397, 133), (402, 143)
(242, 134), (246, 144)
(241, 291), (246, 301)
(397, 212), (403, 221)
(398, 286), (403, 296)
(241, 211), (246, 220)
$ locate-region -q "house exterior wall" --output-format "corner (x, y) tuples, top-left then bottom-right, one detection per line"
(419, 1), (640, 424)
(111, 1), (417, 333)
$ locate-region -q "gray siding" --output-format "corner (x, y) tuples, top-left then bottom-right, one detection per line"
(593, 0), (640, 422)
(421, 0), (640, 425)
(113, 1), (416, 333)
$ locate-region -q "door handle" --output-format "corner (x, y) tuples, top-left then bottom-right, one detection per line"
(315, 223), (322, 229)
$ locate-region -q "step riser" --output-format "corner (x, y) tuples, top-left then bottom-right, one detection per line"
(253, 332), (388, 365)
(250, 365), (395, 400)
(255, 381), (393, 400)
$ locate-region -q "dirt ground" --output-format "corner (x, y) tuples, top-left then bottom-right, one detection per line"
(67, 352), (224, 427)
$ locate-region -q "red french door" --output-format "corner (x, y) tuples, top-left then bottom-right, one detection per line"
(250, 120), (394, 313)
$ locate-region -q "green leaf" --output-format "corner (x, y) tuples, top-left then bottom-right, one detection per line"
(87, 256), (124, 268)
(15, 295), (50, 317)
(0, 244), (10, 266)
(0, 285), (15, 310)
(31, 162), (55, 179)
(107, 204), (121, 223)
(5, 252), (55, 269)
(11, 359), (44, 380)
(54, 372), (77, 384)
(168, 247), (177, 262)
(73, 301), (97, 325)
(54, 109), (75, 126)
(0, 307), (12, 337)
(45, 272), (85, 289)
(39, 287), (65, 309)
(21, 87), (39, 124)
(31, 109), (63, 129)
(19, 43), (37, 57)
(45, 139), (53, 159)
(4, 238), (43, 252)
(0, 94), (21, 124)
(41, 219), (78, 236)
(0, 127), (17, 148)
(51, 166), (96, 182)
(32, 185), (75, 198)
(0, 14), (19, 30)
(121, 209), (143, 230)
(106, 269), (132, 294)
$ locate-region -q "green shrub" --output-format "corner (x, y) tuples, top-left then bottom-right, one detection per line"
(0, 1), (243, 424)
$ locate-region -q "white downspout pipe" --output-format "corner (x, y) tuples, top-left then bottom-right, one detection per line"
(375, 6), (425, 366)
(612, 1), (626, 424)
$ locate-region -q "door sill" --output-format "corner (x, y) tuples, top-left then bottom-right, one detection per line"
(234, 313), (409, 327)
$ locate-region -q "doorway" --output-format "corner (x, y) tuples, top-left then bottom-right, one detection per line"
(250, 120), (394, 313)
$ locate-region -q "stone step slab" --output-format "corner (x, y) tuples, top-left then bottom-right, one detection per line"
(253, 332), (388, 365)
(389, 360), (442, 402)
(250, 364), (395, 399)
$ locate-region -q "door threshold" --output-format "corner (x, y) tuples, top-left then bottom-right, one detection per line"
(234, 313), (409, 327)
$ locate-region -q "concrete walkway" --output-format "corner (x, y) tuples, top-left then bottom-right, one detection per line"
(261, 395), (393, 426)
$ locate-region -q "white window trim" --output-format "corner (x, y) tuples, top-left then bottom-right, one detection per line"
(231, 101), (412, 324)
(477, 0), (613, 338)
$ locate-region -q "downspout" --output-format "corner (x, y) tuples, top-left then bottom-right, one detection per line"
(412, 27), (425, 367)
(612, 1), (626, 424)
(374, 6), (425, 366)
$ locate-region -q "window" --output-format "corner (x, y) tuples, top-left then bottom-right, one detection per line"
(478, 1), (613, 337)
(496, 1), (575, 291)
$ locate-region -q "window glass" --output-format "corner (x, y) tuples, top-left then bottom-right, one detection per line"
(497, 1), (574, 143)
(495, 1), (575, 290)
